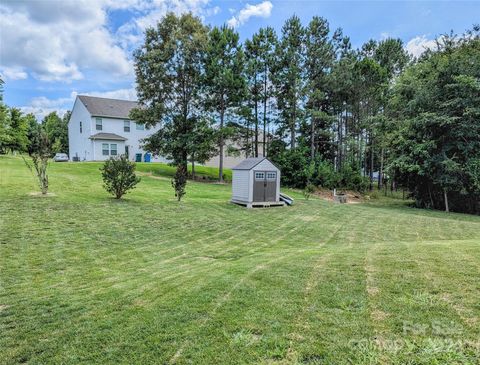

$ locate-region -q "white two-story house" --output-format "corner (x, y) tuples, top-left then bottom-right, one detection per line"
(68, 95), (271, 166)
(68, 95), (162, 162)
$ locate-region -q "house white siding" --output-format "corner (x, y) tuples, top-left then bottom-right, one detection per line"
(232, 170), (250, 202)
(89, 116), (159, 161)
(68, 98), (93, 161)
(68, 96), (163, 162)
(92, 140), (126, 161)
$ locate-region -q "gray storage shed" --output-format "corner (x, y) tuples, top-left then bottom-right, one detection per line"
(231, 157), (284, 208)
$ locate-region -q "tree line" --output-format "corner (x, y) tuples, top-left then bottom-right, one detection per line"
(131, 13), (479, 213)
(0, 81), (69, 157)
(1, 13), (478, 214)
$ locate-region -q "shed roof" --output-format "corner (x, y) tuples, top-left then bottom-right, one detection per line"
(232, 157), (278, 170)
(89, 133), (127, 141)
(78, 95), (138, 119)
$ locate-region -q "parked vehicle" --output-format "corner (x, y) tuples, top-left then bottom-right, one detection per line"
(53, 153), (69, 162)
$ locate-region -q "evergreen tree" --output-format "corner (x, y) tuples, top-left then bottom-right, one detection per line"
(257, 27), (277, 156)
(304, 16), (335, 160)
(244, 34), (261, 157)
(273, 15), (305, 149)
(203, 25), (245, 181)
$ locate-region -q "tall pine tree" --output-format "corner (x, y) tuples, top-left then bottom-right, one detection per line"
(204, 25), (245, 181)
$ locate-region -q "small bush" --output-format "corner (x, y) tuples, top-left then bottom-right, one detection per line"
(100, 156), (140, 199)
(270, 147), (310, 188)
(303, 183), (316, 200)
(24, 129), (51, 195)
(172, 164), (187, 201)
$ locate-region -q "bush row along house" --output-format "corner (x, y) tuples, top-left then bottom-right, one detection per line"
(68, 95), (268, 168)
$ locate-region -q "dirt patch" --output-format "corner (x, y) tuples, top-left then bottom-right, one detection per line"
(0, 304), (9, 312)
(313, 189), (364, 204)
(371, 309), (389, 321)
(299, 216), (316, 222)
(28, 192), (56, 197)
(367, 286), (380, 296)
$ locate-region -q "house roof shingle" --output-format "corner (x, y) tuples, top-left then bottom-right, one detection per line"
(232, 157), (266, 170)
(89, 133), (127, 141)
(78, 95), (138, 119)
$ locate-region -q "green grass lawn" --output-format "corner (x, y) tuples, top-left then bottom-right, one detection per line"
(1, 156), (479, 364)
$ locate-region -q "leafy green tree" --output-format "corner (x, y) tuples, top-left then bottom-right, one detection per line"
(204, 25), (245, 181)
(189, 117), (218, 179)
(6, 108), (29, 153)
(0, 78), (11, 154)
(100, 156), (141, 199)
(388, 30), (480, 213)
(42, 111), (69, 154)
(131, 12), (209, 200)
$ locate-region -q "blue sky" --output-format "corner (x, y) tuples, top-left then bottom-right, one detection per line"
(0, 0), (478, 120)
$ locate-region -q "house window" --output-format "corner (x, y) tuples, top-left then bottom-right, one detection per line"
(102, 143), (109, 156)
(255, 172), (265, 180)
(267, 172), (276, 180)
(96, 117), (102, 131)
(124, 120), (130, 132)
(110, 144), (117, 156)
(136, 122), (145, 130)
(80, 121), (82, 133)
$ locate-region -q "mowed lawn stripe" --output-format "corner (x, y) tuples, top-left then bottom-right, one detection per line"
(1, 156), (480, 364)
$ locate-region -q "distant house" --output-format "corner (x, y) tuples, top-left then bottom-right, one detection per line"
(68, 95), (270, 166)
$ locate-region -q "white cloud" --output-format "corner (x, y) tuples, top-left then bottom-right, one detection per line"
(116, 0), (219, 53)
(227, 1), (273, 28)
(0, 66), (28, 81)
(0, 1), (132, 82)
(0, 0), (220, 82)
(86, 88), (137, 101)
(19, 86), (137, 121)
(405, 35), (437, 58)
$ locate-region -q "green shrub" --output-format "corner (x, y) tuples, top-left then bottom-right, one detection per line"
(100, 156), (141, 199)
(303, 183), (316, 200)
(270, 147), (310, 188)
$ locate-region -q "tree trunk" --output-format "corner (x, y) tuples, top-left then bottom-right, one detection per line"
(338, 112), (342, 170)
(263, 69), (267, 157)
(254, 98), (259, 158)
(444, 189), (449, 213)
(428, 184), (434, 209)
(369, 140), (374, 191)
(191, 153), (195, 180)
(246, 116), (250, 158)
(291, 98), (296, 149)
(219, 98), (225, 183)
(378, 147), (384, 190)
(310, 117), (315, 161)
